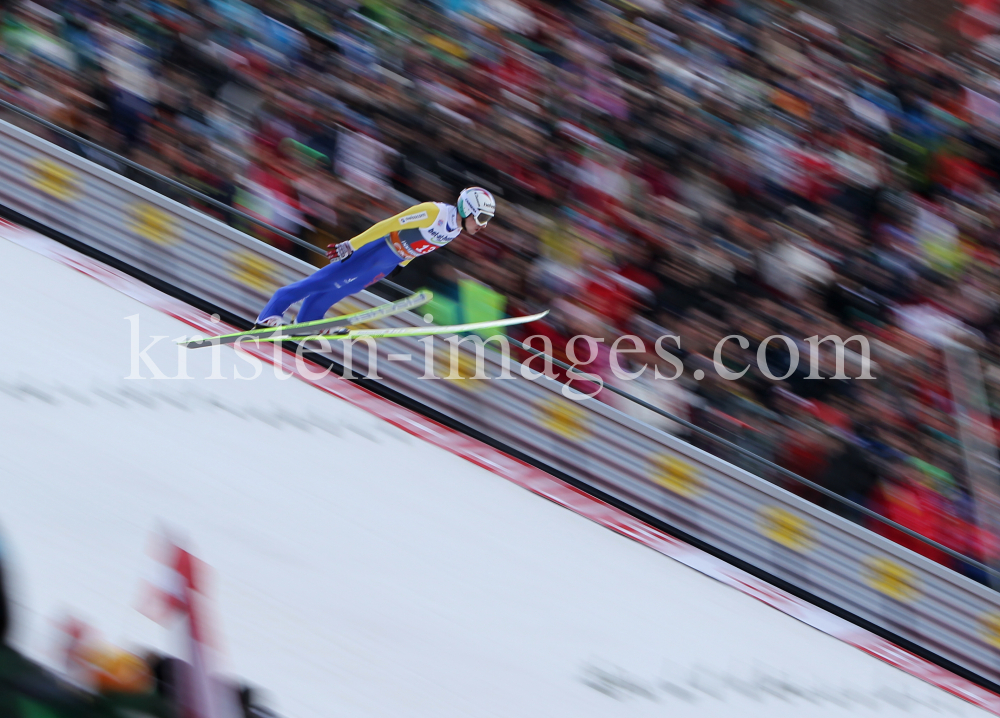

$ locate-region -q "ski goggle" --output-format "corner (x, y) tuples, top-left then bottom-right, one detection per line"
(472, 210), (494, 227)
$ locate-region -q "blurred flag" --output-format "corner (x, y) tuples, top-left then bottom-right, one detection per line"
(139, 539), (243, 718)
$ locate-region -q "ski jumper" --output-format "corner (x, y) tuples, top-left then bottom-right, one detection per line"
(257, 202), (462, 323)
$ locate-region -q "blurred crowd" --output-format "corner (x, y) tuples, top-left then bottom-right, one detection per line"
(4, 0), (1000, 577)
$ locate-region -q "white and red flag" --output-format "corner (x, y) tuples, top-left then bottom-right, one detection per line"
(139, 537), (243, 718)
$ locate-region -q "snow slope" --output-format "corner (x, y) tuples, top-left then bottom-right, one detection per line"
(0, 230), (993, 717)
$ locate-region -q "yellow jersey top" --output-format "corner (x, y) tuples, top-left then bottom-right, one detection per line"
(348, 202), (463, 264)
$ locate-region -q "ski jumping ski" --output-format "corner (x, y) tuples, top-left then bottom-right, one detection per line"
(178, 291), (433, 349)
(258, 311), (549, 342)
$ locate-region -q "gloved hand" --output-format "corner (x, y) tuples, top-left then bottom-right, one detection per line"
(327, 241), (354, 262)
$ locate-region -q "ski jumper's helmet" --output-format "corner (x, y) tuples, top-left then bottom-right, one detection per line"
(457, 187), (496, 226)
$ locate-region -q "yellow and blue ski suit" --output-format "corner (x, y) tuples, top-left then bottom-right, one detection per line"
(257, 202), (463, 323)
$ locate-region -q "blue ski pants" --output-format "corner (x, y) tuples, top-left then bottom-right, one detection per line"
(257, 238), (401, 323)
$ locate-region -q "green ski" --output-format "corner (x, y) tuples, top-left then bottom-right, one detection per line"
(259, 310), (549, 342)
(178, 291), (433, 349)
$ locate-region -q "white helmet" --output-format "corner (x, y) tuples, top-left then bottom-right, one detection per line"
(457, 187), (496, 226)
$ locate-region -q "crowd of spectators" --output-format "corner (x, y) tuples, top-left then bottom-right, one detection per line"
(4, 0), (1000, 579)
